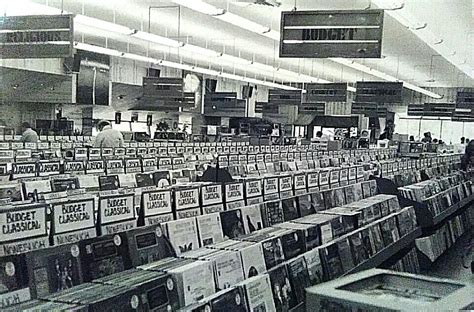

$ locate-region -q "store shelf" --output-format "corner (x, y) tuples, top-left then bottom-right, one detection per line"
(414, 194), (474, 229)
(344, 227), (422, 276)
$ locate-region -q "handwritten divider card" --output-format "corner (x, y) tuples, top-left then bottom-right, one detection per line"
(279, 175), (294, 199)
(51, 197), (96, 245)
(11, 162), (37, 179)
(201, 183), (224, 215)
(142, 158), (158, 173)
(224, 182), (245, 209)
(0, 203), (49, 256)
(88, 148), (101, 160)
(64, 160), (85, 175)
(294, 173), (307, 195)
(124, 158), (142, 174)
(85, 160), (105, 175)
(37, 160), (60, 177)
(98, 193), (136, 235)
(245, 178), (263, 206)
(158, 157), (173, 170)
(105, 159), (125, 175)
(173, 187), (201, 220)
(264, 176), (279, 201)
(141, 189), (173, 225)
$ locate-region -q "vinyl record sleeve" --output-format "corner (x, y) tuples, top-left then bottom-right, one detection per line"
(78, 233), (132, 282)
(220, 209), (245, 239)
(125, 224), (173, 267)
(240, 204), (264, 234)
(239, 243), (266, 279)
(196, 213), (225, 247)
(165, 218), (199, 256)
(297, 194), (315, 217)
(302, 248), (324, 285)
(26, 243), (83, 298)
(286, 256), (311, 306)
(282, 197), (299, 221)
(268, 264), (297, 312)
(239, 274), (275, 312)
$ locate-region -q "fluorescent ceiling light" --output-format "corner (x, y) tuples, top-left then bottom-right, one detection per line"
(181, 44), (219, 57)
(216, 12), (270, 34)
(75, 42), (297, 90)
(132, 31), (183, 48)
(331, 58), (443, 99)
(74, 15), (134, 35)
(217, 54), (253, 65)
(172, 0), (224, 15)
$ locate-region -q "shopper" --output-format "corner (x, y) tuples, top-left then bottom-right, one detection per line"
(94, 120), (124, 148)
(421, 132), (432, 143)
(20, 122), (39, 143)
(461, 140), (474, 171)
(409, 135), (415, 141)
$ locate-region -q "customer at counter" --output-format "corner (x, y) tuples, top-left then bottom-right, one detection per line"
(94, 120), (124, 148)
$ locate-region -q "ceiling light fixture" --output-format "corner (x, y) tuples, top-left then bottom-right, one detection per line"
(132, 31), (184, 48)
(75, 42), (298, 90)
(331, 58), (443, 99)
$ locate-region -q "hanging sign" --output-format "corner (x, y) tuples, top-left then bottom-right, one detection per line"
(0, 14), (73, 59)
(280, 10), (384, 58)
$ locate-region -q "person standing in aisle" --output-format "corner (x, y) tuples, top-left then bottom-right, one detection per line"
(421, 132), (432, 143)
(456, 137), (466, 153)
(94, 120), (124, 148)
(20, 122), (39, 143)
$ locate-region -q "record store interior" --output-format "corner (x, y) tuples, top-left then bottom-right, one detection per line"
(0, 0), (473, 311)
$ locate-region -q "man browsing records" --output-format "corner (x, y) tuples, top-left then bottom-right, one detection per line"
(94, 120), (124, 148)
(20, 122), (39, 143)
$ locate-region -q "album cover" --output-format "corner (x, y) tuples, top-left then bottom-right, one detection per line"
(281, 197), (299, 222)
(273, 229), (305, 260)
(124, 224), (174, 267)
(239, 274), (276, 312)
(368, 223), (385, 254)
(239, 243), (266, 279)
(320, 207), (360, 234)
(98, 175), (120, 191)
(51, 177), (80, 193)
(268, 264), (297, 312)
(348, 232), (369, 266)
(207, 250), (245, 291)
(260, 236), (285, 270)
(240, 204), (264, 234)
(220, 209), (245, 239)
(23, 180), (52, 200)
(196, 213), (225, 247)
(359, 226), (374, 258)
(0, 182), (24, 201)
(297, 194), (315, 217)
(78, 233), (133, 282)
(369, 180), (378, 196)
(275, 222), (321, 251)
(135, 173), (155, 188)
(311, 192), (326, 211)
(337, 237), (355, 273)
(323, 190), (336, 210)
(0, 254), (30, 306)
(164, 218), (200, 256)
(259, 201), (283, 227)
(302, 248), (324, 285)
(117, 173), (137, 189)
(77, 175), (100, 192)
(153, 171), (172, 188)
(168, 260), (216, 307)
(333, 187), (346, 207)
(353, 183), (364, 202)
(25, 243), (82, 298)
(380, 216), (400, 247)
(286, 256), (311, 307)
(319, 242), (344, 280)
(344, 185), (356, 205)
(209, 287), (247, 312)
(361, 182), (372, 199)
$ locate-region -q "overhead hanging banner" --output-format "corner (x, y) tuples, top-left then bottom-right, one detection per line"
(143, 77), (184, 98)
(355, 81), (403, 103)
(268, 89), (302, 106)
(280, 10), (384, 58)
(407, 103), (455, 117)
(456, 91), (474, 108)
(204, 92), (246, 117)
(0, 14), (74, 59)
(304, 83), (348, 102)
